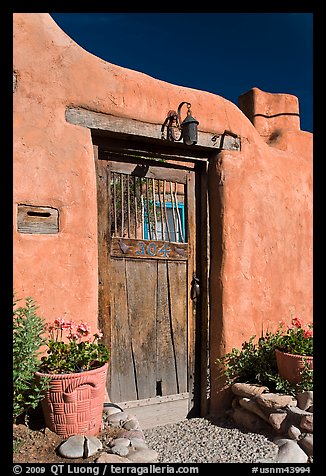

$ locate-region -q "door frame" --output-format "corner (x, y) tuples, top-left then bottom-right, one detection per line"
(93, 131), (210, 418)
(65, 106), (240, 420)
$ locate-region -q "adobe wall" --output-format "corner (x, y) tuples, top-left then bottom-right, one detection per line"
(13, 13), (312, 415)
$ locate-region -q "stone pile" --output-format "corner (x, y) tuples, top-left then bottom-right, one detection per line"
(58, 404), (158, 463)
(97, 406), (159, 463)
(229, 383), (313, 463)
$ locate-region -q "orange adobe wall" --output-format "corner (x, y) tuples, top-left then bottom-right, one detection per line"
(13, 13), (312, 415)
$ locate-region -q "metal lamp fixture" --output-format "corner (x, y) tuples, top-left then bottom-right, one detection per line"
(161, 102), (199, 145)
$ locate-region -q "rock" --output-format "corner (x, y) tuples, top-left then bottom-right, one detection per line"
(123, 418), (140, 430)
(106, 411), (129, 426)
(231, 397), (240, 408)
(104, 407), (122, 416)
(109, 438), (131, 448)
(232, 407), (270, 433)
(275, 439), (308, 463)
(84, 436), (102, 457)
(96, 453), (131, 463)
(268, 411), (288, 431)
(58, 435), (103, 459)
(58, 435), (86, 459)
(130, 437), (148, 450)
(285, 406), (312, 427)
(239, 397), (270, 422)
(298, 434), (313, 457)
(300, 414), (313, 432)
(229, 389), (313, 462)
(44, 427), (55, 436)
(288, 425), (301, 440)
(231, 383), (269, 398)
(296, 391), (313, 411)
(111, 445), (130, 457)
(274, 437), (291, 447)
(256, 393), (297, 410)
(127, 448), (159, 463)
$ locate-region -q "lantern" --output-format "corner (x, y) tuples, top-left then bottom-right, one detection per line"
(161, 102), (199, 145)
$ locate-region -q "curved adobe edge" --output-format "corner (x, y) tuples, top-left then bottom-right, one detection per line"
(14, 13), (267, 145)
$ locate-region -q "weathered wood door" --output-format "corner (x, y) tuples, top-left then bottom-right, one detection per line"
(96, 149), (198, 424)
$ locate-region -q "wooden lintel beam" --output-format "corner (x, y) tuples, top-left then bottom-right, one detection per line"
(65, 107), (241, 152)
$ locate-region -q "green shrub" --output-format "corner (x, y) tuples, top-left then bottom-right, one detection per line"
(13, 295), (50, 422)
(216, 328), (313, 396)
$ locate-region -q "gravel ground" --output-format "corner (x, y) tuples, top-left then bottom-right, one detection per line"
(143, 416), (279, 463)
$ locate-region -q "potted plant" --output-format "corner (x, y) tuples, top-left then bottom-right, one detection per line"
(274, 316), (313, 384)
(216, 316), (313, 395)
(35, 318), (110, 438)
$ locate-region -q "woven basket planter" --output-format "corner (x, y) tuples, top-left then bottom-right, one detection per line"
(275, 349), (313, 384)
(35, 363), (108, 438)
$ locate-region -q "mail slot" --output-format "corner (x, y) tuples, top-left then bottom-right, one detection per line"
(17, 205), (59, 234)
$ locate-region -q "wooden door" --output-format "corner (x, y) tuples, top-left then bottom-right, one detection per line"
(96, 152), (197, 425)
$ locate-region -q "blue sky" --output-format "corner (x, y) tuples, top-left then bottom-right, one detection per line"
(50, 13), (313, 132)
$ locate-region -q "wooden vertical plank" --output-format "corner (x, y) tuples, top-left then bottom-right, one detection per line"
(167, 261), (188, 393)
(186, 170), (196, 411)
(125, 260), (157, 399)
(109, 259), (138, 402)
(198, 161), (210, 416)
(94, 146), (111, 353)
(120, 174), (124, 237)
(112, 173), (117, 237)
(156, 261), (178, 396)
(127, 176), (131, 238)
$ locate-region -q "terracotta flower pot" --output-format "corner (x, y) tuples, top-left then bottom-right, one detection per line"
(35, 363), (108, 438)
(275, 349), (313, 384)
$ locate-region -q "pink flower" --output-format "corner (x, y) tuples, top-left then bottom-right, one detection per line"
(61, 320), (72, 330)
(77, 321), (91, 337)
(53, 317), (67, 329)
(47, 318), (104, 344)
(94, 328), (103, 339)
(292, 316), (304, 329)
(66, 321), (78, 340)
(303, 328), (313, 338)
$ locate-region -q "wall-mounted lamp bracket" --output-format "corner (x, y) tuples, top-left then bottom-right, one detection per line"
(161, 102), (199, 145)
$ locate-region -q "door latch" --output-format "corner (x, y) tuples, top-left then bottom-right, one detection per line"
(191, 273), (200, 301)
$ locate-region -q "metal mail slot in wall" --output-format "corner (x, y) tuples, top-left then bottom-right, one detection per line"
(17, 205), (59, 234)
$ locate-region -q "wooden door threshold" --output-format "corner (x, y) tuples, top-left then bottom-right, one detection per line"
(115, 393), (190, 429)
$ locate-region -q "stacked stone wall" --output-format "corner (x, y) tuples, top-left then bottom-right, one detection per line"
(229, 383), (313, 463)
